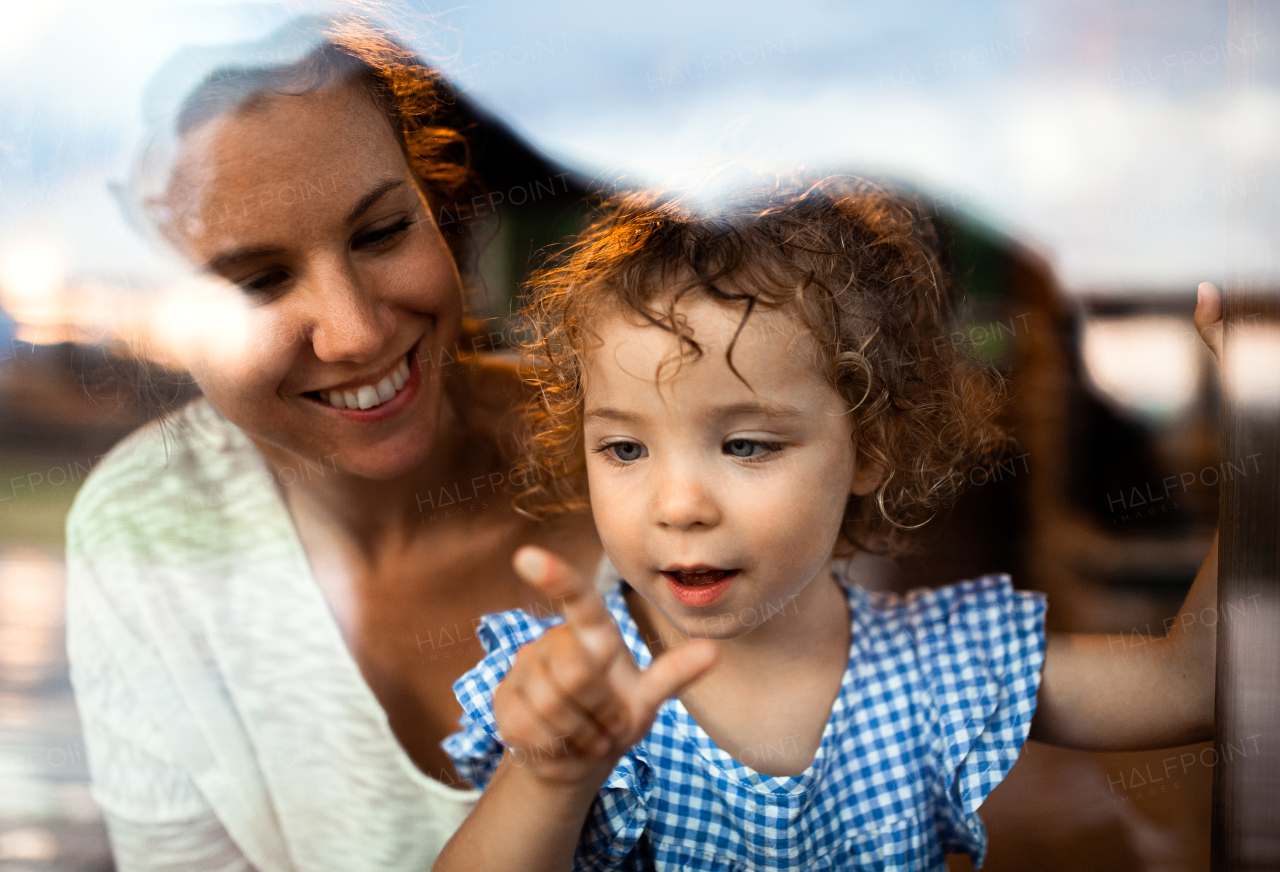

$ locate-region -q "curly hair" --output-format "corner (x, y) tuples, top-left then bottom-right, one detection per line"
(514, 179), (1012, 554)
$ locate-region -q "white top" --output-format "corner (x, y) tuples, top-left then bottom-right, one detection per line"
(65, 399), (482, 872)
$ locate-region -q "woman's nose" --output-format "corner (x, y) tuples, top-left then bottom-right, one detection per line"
(652, 465), (723, 530)
(305, 258), (396, 363)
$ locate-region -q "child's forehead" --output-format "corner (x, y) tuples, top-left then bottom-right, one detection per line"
(586, 284), (812, 344)
(582, 292), (828, 391)
(589, 290), (805, 343)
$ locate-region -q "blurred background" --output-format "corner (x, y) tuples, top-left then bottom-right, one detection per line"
(0, 0), (1268, 869)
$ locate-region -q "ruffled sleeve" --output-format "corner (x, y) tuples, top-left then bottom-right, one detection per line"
(575, 747), (654, 871)
(906, 575), (1046, 864)
(441, 609), (565, 790)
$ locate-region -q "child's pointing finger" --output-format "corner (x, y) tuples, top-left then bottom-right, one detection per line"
(513, 546), (623, 662)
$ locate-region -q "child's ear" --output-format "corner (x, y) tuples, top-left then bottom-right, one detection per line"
(849, 453), (884, 497)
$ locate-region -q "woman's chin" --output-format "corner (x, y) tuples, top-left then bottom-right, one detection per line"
(334, 430), (436, 481)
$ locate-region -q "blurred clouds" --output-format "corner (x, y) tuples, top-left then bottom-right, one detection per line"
(0, 0), (1270, 295)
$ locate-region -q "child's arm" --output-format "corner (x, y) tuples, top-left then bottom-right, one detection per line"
(1029, 282), (1223, 750)
(434, 547), (717, 872)
(1030, 534), (1217, 749)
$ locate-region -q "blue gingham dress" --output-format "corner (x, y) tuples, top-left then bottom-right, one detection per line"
(443, 572), (1046, 871)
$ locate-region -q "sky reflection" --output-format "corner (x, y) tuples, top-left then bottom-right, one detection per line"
(0, 0), (1268, 300)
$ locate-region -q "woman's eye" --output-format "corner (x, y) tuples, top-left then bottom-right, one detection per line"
(239, 269), (290, 296)
(353, 219), (412, 249)
(723, 439), (779, 459)
(607, 442), (646, 463)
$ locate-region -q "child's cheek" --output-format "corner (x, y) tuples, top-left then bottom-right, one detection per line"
(754, 463), (849, 550)
(586, 467), (643, 569)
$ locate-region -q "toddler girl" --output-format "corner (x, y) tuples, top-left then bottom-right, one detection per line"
(435, 180), (1220, 871)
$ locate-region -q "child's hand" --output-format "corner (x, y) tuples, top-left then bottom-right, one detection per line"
(438, 549), (713, 872)
(492, 546), (718, 787)
(1195, 280), (1224, 366)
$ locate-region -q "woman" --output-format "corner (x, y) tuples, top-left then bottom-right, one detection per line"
(65, 15), (600, 871)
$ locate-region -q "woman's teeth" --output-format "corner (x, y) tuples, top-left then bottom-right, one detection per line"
(323, 357), (411, 410)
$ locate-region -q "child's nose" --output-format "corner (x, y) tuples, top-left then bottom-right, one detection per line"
(652, 469), (722, 530)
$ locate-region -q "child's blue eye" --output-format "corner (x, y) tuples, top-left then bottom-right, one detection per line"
(724, 439), (765, 458)
(608, 442), (646, 462)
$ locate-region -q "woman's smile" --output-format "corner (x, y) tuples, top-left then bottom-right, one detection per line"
(303, 343), (421, 420)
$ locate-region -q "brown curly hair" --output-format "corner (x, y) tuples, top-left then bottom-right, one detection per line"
(514, 178), (1012, 554)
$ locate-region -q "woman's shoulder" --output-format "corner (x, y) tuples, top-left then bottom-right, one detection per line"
(66, 398), (266, 558)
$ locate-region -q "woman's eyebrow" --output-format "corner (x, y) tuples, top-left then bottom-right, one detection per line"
(346, 178), (406, 224)
(205, 245), (285, 273)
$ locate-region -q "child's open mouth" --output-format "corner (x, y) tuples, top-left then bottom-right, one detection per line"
(662, 567), (738, 607)
(666, 569), (733, 586)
